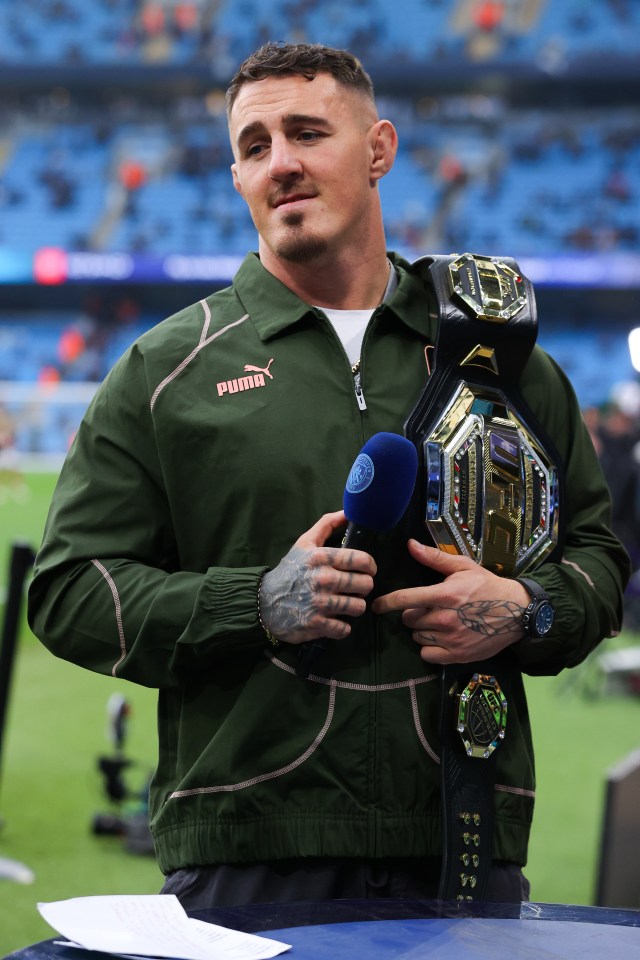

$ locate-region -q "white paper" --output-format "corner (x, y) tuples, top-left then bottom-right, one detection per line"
(37, 894), (291, 960)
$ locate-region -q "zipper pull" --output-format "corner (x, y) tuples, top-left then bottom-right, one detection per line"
(352, 362), (367, 411)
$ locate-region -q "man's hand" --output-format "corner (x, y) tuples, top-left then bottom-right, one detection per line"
(372, 539), (529, 664)
(259, 511), (377, 645)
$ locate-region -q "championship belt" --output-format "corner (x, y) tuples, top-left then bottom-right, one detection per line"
(404, 253), (565, 901)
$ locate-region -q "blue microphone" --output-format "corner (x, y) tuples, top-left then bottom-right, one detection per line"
(342, 432), (418, 550)
(296, 432), (418, 678)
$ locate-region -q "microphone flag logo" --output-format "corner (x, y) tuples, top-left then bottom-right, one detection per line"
(346, 453), (375, 494)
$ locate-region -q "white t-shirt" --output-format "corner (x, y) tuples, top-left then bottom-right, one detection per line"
(319, 261), (399, 366)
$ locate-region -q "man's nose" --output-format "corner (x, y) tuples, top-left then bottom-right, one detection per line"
(268, 138), (303, 180)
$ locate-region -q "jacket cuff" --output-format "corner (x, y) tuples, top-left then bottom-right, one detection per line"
(192, 565), (271, 656)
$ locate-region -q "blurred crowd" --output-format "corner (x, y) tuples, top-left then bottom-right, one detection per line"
(1, 93), (640, 260)
(1, 0), (639, 259)
(584, 386), (640, 627)
(2, 0), (640, 67)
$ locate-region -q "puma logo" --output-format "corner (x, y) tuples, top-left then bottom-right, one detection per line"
(216, 359), (275, 398)
(244, 358), (274, 379)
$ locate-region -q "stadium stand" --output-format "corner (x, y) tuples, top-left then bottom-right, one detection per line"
(2, 100), (640, 259)
(1, 1), (640, 66)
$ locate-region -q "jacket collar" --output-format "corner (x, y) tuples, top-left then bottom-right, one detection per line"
(233, 251), (437, 344)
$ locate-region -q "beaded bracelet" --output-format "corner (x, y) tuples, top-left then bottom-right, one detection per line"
(257, 575), (282, 647)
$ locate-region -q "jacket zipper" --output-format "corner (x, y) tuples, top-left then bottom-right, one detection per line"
(352, 360), (367, 411)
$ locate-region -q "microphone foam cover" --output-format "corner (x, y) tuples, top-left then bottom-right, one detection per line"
(343, 432), (418, 532)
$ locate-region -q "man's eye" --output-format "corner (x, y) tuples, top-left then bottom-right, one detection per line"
(299, 131), (319, 142)
(247, 143), (266, 157)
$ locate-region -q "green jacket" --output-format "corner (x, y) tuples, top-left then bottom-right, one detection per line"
(28, 252), (629, 875)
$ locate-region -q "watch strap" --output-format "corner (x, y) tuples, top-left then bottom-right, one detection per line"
(516, 577), (553, 640)
(517, 577), (550, 601)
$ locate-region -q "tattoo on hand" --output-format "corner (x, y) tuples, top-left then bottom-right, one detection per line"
(259, 547), (325, 639)
(455, 600), (525, 638)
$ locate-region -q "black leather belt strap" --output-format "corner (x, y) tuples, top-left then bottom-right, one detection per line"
(405, 253), (536, 443)
(437, 661), (509, 900)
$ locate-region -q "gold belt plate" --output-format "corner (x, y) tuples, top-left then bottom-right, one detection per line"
(424, 382), (559, 576)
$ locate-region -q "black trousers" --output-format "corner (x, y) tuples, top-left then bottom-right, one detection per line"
(161, 857), (530, 910)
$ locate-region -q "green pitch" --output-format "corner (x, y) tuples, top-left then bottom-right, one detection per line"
(1, 473), (161, 954)
(0, 473), (638, 954)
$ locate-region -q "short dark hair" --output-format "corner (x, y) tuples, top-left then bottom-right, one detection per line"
(226, 42), (376, 115)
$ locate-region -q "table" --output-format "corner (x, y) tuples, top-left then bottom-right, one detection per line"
(5, 898), (640, 960)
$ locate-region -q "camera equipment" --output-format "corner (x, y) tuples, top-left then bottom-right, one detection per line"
(91, 693), (154, 856)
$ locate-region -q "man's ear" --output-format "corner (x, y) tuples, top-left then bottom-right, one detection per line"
(369, 120), (398, 183)
(231, 163), (243, 196)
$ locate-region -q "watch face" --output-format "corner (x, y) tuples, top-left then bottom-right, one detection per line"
(534, 601), (554, 636)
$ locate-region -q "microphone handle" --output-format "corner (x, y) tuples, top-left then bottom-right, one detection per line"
(295, 521), (375, 679)
(341, 522), (376, 551)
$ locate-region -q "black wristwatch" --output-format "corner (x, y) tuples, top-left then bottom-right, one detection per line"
(517, 577), (555, 639)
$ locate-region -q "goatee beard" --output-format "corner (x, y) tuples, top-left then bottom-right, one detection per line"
(274, 211), (328, 264)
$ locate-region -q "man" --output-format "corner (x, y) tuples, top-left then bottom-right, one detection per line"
(28, 43), (629, 908)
